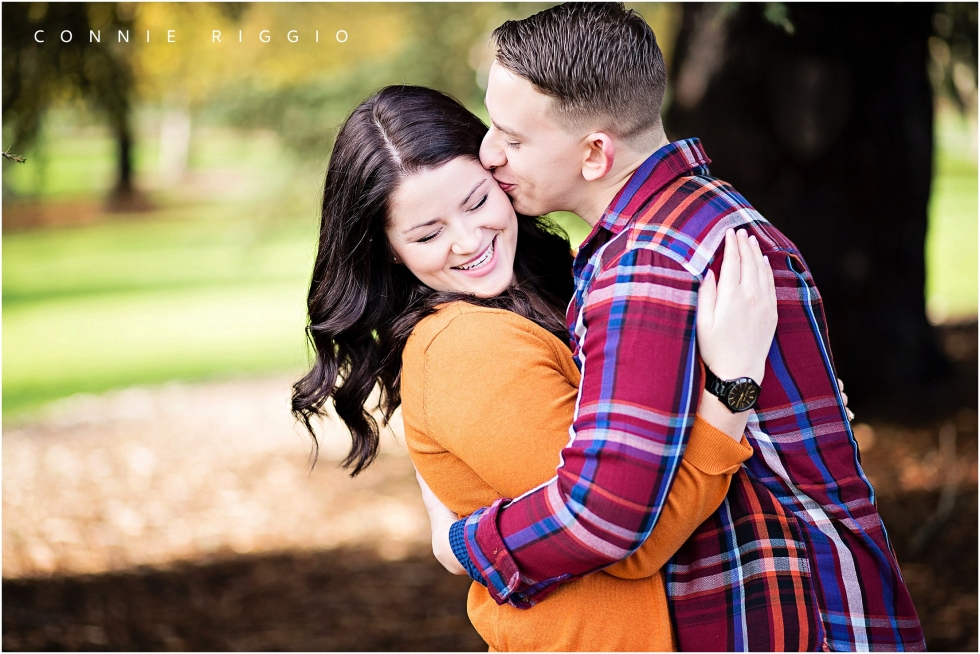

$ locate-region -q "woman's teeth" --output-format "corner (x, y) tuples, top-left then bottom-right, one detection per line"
(456, 240), (494, 270)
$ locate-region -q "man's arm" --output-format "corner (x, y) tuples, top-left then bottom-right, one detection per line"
(444, 228), (776, 606)
(457, 244), (704, 605)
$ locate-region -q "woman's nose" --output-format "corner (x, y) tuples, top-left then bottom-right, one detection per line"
(450, 224), (483, 256)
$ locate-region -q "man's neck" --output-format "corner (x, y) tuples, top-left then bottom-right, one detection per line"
(577, 132), (671, 228)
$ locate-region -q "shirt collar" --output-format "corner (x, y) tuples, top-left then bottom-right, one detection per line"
(585, 138), (712, 242)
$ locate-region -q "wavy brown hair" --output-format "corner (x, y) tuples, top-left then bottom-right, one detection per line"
(292, 85), (574, 475)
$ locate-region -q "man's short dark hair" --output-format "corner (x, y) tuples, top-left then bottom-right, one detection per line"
(492, 2), (667, 144)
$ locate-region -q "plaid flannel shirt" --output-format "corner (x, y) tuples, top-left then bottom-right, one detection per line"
(452, 139), (925, 651)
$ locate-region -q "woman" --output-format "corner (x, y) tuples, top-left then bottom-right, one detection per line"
(292, 86), (775, 651)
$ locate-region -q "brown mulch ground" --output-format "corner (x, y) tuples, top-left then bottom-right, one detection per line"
(2, 548), (482, 651)
(2, 196), (158, 233)
(3, 325), (977, 651)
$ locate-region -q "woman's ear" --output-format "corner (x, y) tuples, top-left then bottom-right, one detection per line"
(581, 132), (615, 182)
(384, 239), (402, 265)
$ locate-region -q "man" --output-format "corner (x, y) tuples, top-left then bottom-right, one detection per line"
(426, 3), (924, 651)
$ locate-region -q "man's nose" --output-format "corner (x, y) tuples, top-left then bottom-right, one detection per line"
(480, 129), (506, 170)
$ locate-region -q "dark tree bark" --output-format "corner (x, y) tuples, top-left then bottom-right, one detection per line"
(665, 3), (948, 404)
(2, 2), (141, 206)
(110, 116), (135, 200)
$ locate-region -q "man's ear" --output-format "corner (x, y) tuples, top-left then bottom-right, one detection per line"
(581, 132), (615, 182)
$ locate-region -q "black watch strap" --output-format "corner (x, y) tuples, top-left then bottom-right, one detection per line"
(704, 366), (729, 399)
(704, 366), (761, 413)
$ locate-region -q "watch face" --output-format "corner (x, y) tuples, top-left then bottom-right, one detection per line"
(726, 379), (760, 412)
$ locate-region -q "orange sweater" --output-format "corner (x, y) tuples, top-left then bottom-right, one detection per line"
(401, 302), (753, 652)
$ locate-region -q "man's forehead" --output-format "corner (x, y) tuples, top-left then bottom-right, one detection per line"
(485, 62), (554, 133)
(487, 61), (538, 103)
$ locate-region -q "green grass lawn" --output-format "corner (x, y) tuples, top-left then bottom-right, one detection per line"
(3, 126), (324, 418)
(2, 207), (318, 417)
(2, 111), (977, 418)
(926, 112), (979, 323)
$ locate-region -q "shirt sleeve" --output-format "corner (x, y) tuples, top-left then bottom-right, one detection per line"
(461, 246), (705, 607)
(450, 418), (753, 585)
(603, 426), (752, 579)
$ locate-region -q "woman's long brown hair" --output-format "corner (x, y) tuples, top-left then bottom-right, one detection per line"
(292, 85), (574, 475)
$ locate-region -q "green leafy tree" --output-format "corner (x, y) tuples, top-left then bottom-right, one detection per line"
(2, 3), (139, 202)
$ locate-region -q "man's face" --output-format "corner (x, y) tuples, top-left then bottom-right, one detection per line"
(480, 61), (586, 216)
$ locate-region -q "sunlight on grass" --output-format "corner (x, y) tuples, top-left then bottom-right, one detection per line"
(2, 204), (319, 417)
(926, 110), (978, 323)
(2, 108), (976, 417)
(3, 210), (315, 305)
(2, 124), (324, 418)
(3, 282), (310, 416)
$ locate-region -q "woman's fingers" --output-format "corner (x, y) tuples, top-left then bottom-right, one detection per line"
(718, 228), (740, 291)
(697, 268), (717, 335)
(754, 240), (777, 329)
(836, 379), (854, 420)
(737, 230), (755, 292)
(750, 235), (771, 296)
(765, 255), (776, 304)
(416, 469), (456, 522)
(739, 230), (769, 302)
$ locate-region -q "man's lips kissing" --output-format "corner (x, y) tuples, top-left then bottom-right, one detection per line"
(494, 176), (516, 193)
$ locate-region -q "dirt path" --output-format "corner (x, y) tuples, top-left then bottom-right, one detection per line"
(3, 376), (487, 651)
(3, 376), (432, 578)
(3, 365), (977, 650)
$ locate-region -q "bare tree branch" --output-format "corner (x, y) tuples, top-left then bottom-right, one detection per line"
(2, 147), (25, 163)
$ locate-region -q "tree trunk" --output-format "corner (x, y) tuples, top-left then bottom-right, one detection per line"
(113, 116), (134, 198)
(665, 3), (948, 405)
(106, 107), (152, 212)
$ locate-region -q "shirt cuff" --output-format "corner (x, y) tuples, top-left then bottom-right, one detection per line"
(685, 417), (754, 475)
(449, 518), (485, 585)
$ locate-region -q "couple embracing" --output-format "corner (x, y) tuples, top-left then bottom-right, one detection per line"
(294, 3), (924, 651)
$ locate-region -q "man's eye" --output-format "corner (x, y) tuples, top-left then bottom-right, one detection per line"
(417, 229), (442, 243)
(468, 195), (488, 212)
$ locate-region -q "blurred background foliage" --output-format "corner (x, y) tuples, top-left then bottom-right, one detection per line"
(0, 2), (976, 414)
(2, 4), (977, 652)
(1, 2), (681, 416)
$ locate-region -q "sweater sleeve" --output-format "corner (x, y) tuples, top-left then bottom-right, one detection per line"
(604, 422), (752, 579)
(412, 310), (580, 508)
(407, 306), (753, 585)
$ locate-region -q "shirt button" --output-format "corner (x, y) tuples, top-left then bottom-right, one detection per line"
(521, 597), (530, 603)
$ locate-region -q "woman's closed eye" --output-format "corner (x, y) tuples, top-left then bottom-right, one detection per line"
(417, 228), (443, 243)
(467, 194), (488, 212)
(415, 193), (487, 243)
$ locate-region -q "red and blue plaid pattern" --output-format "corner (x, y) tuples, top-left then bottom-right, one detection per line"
(459, 139), (924, 650)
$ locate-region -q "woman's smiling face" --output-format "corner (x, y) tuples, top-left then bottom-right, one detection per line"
(386, 156), (518, 298)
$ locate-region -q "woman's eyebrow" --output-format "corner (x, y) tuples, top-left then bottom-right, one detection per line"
(402, 218), (439, 235)
(460, 179), (487, 208)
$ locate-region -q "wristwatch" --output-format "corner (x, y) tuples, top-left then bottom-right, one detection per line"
(704, 366), (761, 413)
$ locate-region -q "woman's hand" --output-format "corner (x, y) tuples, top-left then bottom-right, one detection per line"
(838, 377), (855, 421)
(415, 469), (466, 575)
(697, 228), (778, 384)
